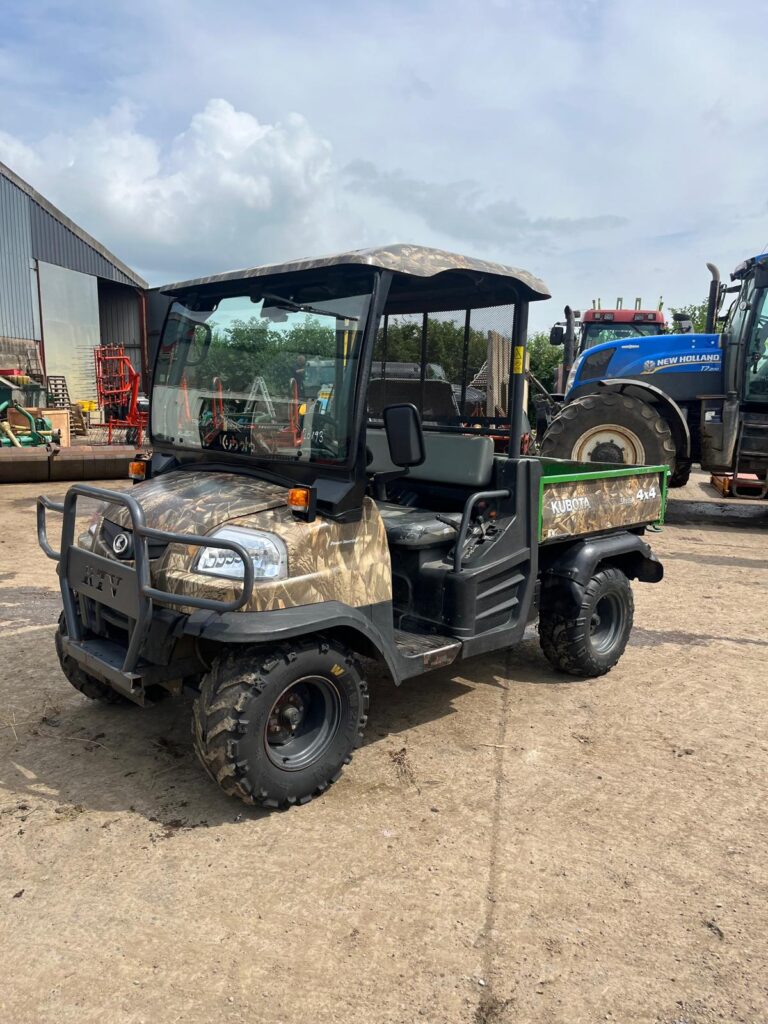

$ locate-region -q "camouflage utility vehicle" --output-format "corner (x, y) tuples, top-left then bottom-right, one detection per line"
(38, 245), (666, 808)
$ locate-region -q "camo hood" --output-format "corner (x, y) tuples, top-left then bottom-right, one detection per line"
(104, 470), (287, 536)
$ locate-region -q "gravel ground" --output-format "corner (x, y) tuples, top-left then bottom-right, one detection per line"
(0, 479), (766, 1024)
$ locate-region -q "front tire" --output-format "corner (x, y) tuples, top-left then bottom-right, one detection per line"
(540, 392), (677, 472)
(539, 567), (634, 677)
(192, 639), (368, 808)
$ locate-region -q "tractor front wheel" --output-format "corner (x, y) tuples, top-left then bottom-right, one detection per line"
(540, 392), (677, 474)
(192, 639), (368, 808)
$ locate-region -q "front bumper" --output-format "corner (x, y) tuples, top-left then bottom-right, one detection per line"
(38, 483), (256, 701)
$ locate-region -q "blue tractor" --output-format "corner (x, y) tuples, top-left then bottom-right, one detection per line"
(540, 257), (768, 493)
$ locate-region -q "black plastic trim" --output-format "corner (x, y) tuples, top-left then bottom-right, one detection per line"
(541, 531), (663, 605)
(183, 600), (405, 683)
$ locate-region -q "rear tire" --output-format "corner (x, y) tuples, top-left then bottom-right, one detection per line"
(55, 614), (131, 704)
(540, 392), (677, 472)
(539, 567), (634, 677)
(192, 638), (368, 808)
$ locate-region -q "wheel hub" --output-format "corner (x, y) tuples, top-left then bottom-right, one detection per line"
(572, 424), (646, 465)
(264, 676), (344, 771)
(589, 440), (625, 463)
(268, 692), (306, 745)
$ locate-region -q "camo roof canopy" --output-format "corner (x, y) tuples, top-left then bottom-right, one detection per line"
(160, 243), (551, 311)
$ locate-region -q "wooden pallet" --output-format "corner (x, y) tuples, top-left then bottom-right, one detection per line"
(710, 472), (768, 499)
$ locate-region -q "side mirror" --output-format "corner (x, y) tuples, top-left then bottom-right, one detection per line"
(754, 263), (768, 290)
(549, 324), (565, 347)
(383, 403), (425, 467)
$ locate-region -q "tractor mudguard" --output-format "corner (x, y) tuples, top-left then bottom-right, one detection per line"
(183, 600), (403, 683)
(571, 379), (691, 459)
(541, 532), (663, 607)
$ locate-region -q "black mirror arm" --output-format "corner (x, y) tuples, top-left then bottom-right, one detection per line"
(371, 468), (409, 501)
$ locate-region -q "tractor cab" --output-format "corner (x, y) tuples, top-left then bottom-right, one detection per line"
(579, 307), (667, 352)
(701, 255), (768, 489)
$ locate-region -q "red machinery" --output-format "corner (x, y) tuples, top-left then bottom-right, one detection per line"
(94, 346), (147, 445)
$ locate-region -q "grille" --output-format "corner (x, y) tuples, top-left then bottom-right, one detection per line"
(100, 519), (168, 561)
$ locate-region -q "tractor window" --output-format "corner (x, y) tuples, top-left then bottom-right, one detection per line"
(744, 287), (768, 403)
(581, 323), (662, 350)
(151, 275), (375, 464)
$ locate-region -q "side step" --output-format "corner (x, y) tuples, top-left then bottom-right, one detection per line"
(394, 629), (462, 672)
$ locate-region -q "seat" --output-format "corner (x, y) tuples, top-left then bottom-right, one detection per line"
(368, 428), (495, 548)
(377, 502), (461, 549)
(366, 428), (494, 487)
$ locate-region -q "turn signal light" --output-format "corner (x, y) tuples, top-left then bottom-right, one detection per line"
(288, 487), (310, 511)
(129, 460), (146, 481)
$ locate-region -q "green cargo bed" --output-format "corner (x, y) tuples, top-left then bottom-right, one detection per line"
(537, 459), (668, 542)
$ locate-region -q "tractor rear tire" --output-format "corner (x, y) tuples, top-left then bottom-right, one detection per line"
(669, 460), (692, 488)
(540, 392), (677, 472)
(192, 639), (368, 808)
(539, 567), (634, 677)
(55, 614), (131, 704)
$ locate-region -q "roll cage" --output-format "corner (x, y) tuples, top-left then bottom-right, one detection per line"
(148, 245), (551, 519)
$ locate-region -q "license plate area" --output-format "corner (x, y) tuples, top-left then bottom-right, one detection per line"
(67, 547), (141, 618)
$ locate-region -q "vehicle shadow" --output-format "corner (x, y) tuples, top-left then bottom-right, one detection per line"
(0, 633), (578, 828)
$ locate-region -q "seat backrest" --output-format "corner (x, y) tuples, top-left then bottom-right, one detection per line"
(367, 428), (494, 488)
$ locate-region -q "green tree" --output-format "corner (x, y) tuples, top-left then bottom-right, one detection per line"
(204, 316), (336, 394)
(527, 330), (563, 392)
(375, 317), (487, 382)
(668, 299), (709, 333)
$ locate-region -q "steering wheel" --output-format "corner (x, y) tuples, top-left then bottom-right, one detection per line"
(220, 431), (242, 453)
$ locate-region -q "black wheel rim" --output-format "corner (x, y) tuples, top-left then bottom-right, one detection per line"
(589, 592), (624, 655)
(264, 676), (343, 771)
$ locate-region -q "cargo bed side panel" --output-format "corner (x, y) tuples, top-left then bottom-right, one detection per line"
(540, 468), (665, 541)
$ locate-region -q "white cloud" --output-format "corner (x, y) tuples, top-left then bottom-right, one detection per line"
(2, 0), (768, 327)
(0, 96), (627, 300)
(0, 100), (342, 282)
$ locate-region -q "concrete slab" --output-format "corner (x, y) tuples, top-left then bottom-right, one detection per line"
(666, 468), (768, 528)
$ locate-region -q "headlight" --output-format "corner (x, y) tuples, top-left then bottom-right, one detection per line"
(193, 526), (288, 581)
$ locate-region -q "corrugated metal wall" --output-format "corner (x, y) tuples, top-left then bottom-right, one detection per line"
(30, 203), (138, 288)
(1, 165), (149, 387)
(98, 280), (143, 378)
(0, 174), (37, 343)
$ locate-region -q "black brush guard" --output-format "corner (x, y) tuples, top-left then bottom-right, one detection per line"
(38, 484), (255, 700)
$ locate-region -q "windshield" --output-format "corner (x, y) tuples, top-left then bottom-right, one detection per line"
(580, 322), (663, 350)
(744, 285), (768, 403)
(151, 273), (375, 464)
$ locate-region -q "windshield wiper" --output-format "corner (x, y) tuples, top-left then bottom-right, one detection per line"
(259, 292), (360, 321)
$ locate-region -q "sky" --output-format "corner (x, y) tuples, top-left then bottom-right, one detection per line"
(1, 0), (767, 330)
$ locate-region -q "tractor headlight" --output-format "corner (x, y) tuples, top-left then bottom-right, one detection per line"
(193, 526), (288, 581)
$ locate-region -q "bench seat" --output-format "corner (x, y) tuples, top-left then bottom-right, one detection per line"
(377, 502), (461, 549)
(368, 428), (494, 549)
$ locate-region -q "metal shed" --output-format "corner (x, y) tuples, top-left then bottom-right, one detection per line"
(0, 160), (148, 393)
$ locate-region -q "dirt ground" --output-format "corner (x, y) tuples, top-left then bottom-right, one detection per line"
(1, 479), (766, 1024)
